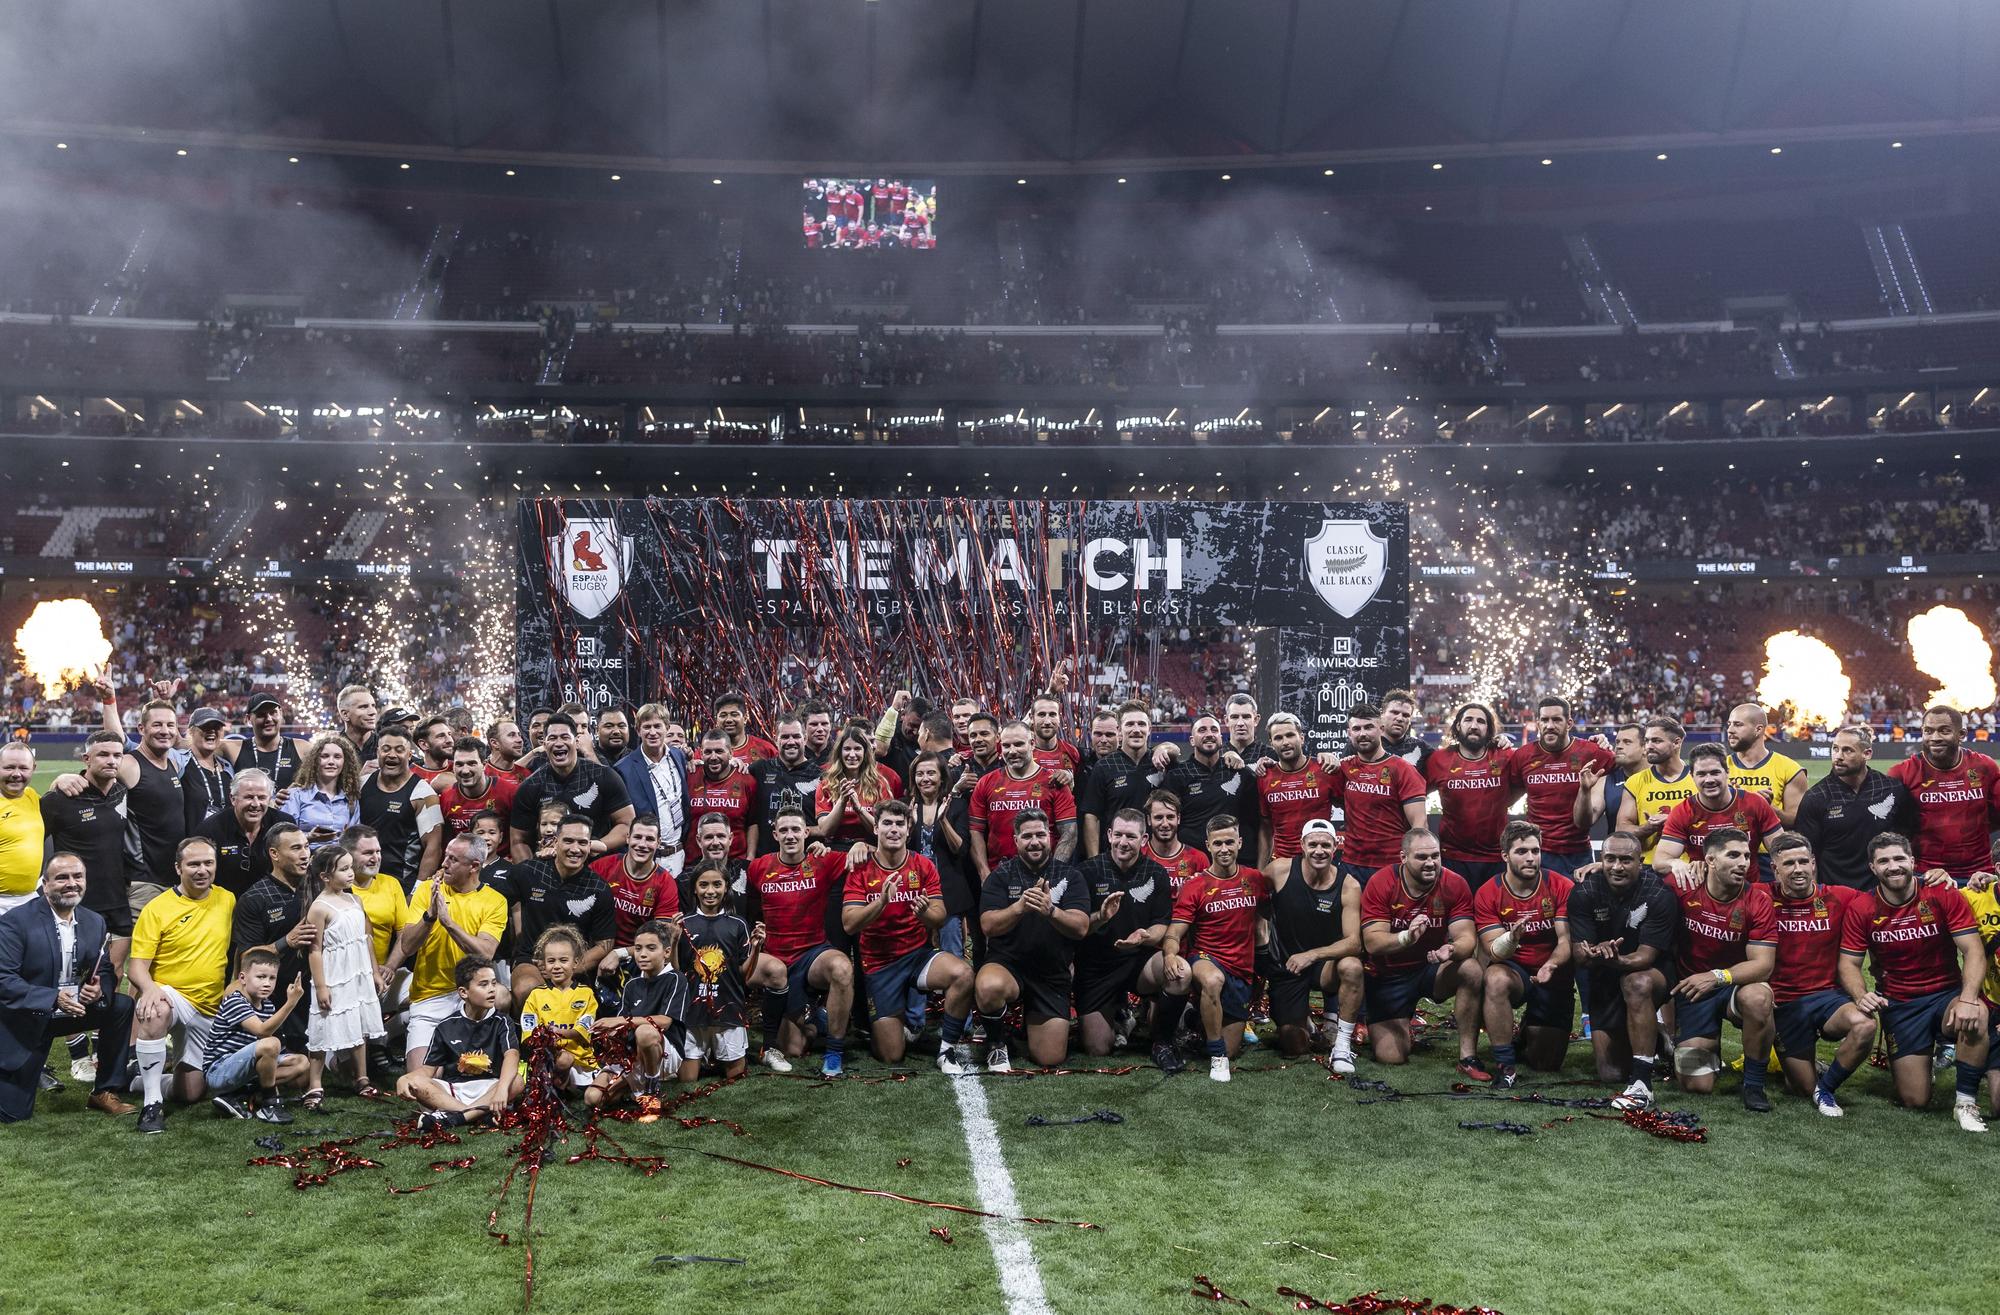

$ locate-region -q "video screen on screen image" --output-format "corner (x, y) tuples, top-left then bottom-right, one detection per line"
(803, 177), (937, 249)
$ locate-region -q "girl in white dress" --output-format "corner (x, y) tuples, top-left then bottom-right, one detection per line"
(304, 845), (387, 1106)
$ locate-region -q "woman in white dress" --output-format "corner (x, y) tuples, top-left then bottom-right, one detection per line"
(303, 844), (387, 1107)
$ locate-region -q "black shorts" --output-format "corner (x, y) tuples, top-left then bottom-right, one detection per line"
(783, 944), (837, 1019)
(986, 958), (1073, 1025)
(91, 902), (135, 939)
(1491, 959), (1576, 1033)
(1364, 962), (1445, 1023)
(1583, 965), (1672, 1035)
(1073, 953), (1149, 1020)
(1257, 948), (1335, 1028)
(1774, 989), (1852, 1059)
(1191, 956), (1253, 1023)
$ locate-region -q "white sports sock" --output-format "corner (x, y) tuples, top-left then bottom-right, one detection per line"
(1334, 1019), (1356, 1050)
(136, 1037), (168, 1106)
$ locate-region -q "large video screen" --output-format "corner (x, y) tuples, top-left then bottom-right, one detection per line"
(803, 177), (937, 249)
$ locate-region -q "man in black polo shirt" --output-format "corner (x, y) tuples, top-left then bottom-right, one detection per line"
(1160, 713), (1260, 856)
(197, 769), (277, 896)
(360, 727), (445, 892)
(973, 810), (1091, 1071)
(1793, 726), (1918, 889)
(231, 822), (318, 1050)
(507, 813), (617, 1002)
(1078, 701), (1162, 858)
(1073, 808), (1173, 1060)
(509, 713), (634, 861)
(750, 715), (823, 858)
(40, 730), (141, 956)
(1378, 689), (1434, 777)
(1566, 830), (1682, 1111)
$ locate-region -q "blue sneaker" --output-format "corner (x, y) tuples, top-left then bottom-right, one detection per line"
(820, 1051), (844, 1078)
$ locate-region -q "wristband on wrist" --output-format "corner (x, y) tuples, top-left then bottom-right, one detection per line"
(1395, 928), (1415, 950)
(1714, 968), (1733, 986)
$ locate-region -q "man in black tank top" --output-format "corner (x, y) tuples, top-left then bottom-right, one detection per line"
(227, 697), (306, 800)
(1258, 820), (1364, 1068)
(360, 729), (445, 892)
(75, 692), (188, 921)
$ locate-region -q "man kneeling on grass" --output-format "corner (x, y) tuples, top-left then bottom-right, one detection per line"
(397, 956), (521, 1132)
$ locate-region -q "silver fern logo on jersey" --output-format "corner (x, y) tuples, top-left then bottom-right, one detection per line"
(1305, 520), (1387, 618)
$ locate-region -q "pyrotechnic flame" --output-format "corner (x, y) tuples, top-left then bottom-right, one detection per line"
(1906, 605), (1997, 712)
(15, 599), (112, 692)
(1757, 631), (1851, 734)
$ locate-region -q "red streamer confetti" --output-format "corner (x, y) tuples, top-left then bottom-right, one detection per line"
(929, 1226), (955, 1245)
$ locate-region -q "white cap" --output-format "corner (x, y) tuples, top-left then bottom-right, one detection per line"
(1301, 819), (1338, 839)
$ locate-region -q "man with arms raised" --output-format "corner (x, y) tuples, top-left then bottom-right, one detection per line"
(744, 808), (853, 1076)
(844, 801), (975, 1070)
(1652, 743), (1785, 874)
(1888, 706), (2000, 885)
(1665, 827), (1778, 1111)
(1424, 700), (1514, 889)
(1358, 830), (1482, 1074)
(128, 837), (236, 1130)
(1764, 833), (1876, 1117)
(1256, 713), (1340, 870)
(1505, 696), (1614, 877)
(1336, 704), (1428, 885)
(974, 810), (1090, 1071)
(1260, 819), (1363, 1071)
(1074, 808), (1174, 1064)
(1839, 831), (1991, 1132)
(1795, 725), (1916, 890)
(1159, 816), (1270, 1082)
(1471, 821), (1574, 1088)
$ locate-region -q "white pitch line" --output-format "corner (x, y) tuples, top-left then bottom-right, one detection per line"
(948, 1075), (1054, 1315)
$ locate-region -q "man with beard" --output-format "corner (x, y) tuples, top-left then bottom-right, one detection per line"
(683, 730), (758, 865)
(438, 737), (517, 839)
(508, 814), (617, 1001)
(1839, 831), (1991, 1131)
(1573, 723), (1644, 836)
(1889, 706), (2000, 884)
(1764, 833), (1876, 1116)
(744, 808), (854, 1076)
(1471, 821), (1574, 1088)
(1074, 809), (1174, 1062)
(104, 696), (186, 919)
(750, 715), (823, 858)
(971, 722), (1078, 879)
(1611, 716), (1694, 863)
(1377, 689), (1433, 776)
(41, 731), (140, 956)
(1260, 819), (1364, 1070)
(1723, 702), (1807, 826)
(1024, 692), (1081, 779)
(1567, 832), (1680, 1108)
(197, 769), (276, 896)
(226, 696), (306, 792)
(1162, 714), (1258, 857)
(0, 854), (134, 1120)
(1255, 713), (1341, 869)
(509, 713), (634, 862)
(1653, 744), (1786, 872)
(1665, 827), (1778, 1110)
(1425, 701), (1515, 889)
(1144, 791), (1211, 896)
(1359, 830), (1482, 1073)
(1795, 725), (1917, 890)
(1504, 696), (1615, 878)
(712, 692), (777, 765)
(874, 691), (932, 782)
(615, 704), (690, 872)
(1160, 815), (1271, 1082)
(593, 707), (633, 765)
(360, 727), (445, 891)
(1336, 705), (1428, 886)
(846, 802), (976, 1070)
(342, 826), (410, 1065)
(484, 718), (532, 786)
(412, 716), (456, 786)
(974, 811), (1090, 1071)
(231, 822), (318, 1053)
(1078, 702), (1162, 858)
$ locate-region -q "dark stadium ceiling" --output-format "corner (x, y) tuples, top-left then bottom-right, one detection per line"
(2, 0), (1997, 177)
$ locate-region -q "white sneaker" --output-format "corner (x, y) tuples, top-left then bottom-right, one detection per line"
(1612, 1079), (1653, 1112)
(70, 1054), (98, 1084)
(937, 1043), (976, 1076)
(1331, 1048), (1356, 1076)
(985, 1043), (1013, 1074)
(1954, 1098), (1988, 1134)
(760, 1047), (793, 1074)
(1812, 1087), (1845, 1118)
(1208, 1055), (1232, 1083)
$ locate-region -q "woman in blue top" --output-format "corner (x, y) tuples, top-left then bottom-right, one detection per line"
(283, 732), (362, 849)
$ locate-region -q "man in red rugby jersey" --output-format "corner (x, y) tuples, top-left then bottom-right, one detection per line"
(1025, 692), (1081, 780)
(1839, 831), (1991, 1131)
(843, 802), (974, 1070)
(969, 722), (1077, 878)
(744, 808), (853, 1077)
(1425, 701), (1514, 889)
(686, 730), (758, 865)
(438, 738), (517, 838)
(711, 692), (777, 766)
(1360, 830), (1481, 1072)
(1336, 704), (1428, 885)
(1160, 815), (1271, 1082)
(1764, 833), (1875, 1117)
(1652, 744), (1786, 874)
(483, 719), (531, 786)
(1144, 790), (1210, 896)
(589, 814), (678, 950)
(1504, 696), (1614, 877)
(1889, 706), (2000, 883)
(1257, 713), (1340, 868)
(1666, 827), (1778, 1110)
(1470, 821), (1573, 1088)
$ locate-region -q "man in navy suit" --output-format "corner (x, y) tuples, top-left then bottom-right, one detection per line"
(615, 703), (690, 878)
(0, 854), (136, 1121)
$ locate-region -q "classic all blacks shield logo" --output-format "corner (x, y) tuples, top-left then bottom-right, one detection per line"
(549, 517), (635, 619)
(1304, 519), (1388, 619)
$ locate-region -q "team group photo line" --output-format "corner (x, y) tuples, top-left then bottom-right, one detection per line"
(3, 679), (1998, 1137)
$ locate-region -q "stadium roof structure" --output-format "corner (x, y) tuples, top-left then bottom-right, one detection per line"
(3, 0), (1997, 178)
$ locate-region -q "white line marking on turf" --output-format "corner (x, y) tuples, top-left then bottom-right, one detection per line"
(948, 1075), (1054, 1315)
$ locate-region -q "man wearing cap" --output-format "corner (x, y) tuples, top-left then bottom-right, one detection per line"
(180, 708), (236, 836)
(368, 705), (420, 767)
(225, 696), (306, 800)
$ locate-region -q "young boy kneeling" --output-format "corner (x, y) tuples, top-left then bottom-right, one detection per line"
(204, 948), (310, 1123)
(587, 919), (691, 1109)
(396, 956), (522, 1131)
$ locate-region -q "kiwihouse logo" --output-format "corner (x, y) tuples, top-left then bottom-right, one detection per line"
(550, 518), (634, 619)
(1305, 519), (1387, 618)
